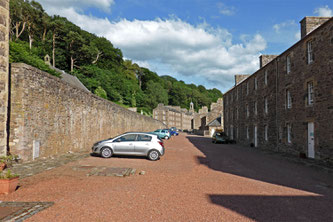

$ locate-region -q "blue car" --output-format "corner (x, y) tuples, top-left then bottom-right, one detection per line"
(169, 128), (179, 136)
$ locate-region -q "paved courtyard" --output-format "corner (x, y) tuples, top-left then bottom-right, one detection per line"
(1, 133), (333, 221)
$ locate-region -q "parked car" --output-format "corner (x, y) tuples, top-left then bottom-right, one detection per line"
(169, 128), (179, 136)
(92, 132), (165, 161)
(212, 131), (235, 144)
(170, 127), (178, 132)
(150, 129), (171, 140)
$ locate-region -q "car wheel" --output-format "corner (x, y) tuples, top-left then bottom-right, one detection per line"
(148, 150), (160, 161)
(165, 136), (169, 140)
(101, 147), (113, 158)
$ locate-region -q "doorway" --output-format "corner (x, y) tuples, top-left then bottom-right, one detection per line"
(308, 122), (315, 158)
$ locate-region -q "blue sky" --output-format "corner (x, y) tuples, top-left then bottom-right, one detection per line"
(37, 0), (333, 93)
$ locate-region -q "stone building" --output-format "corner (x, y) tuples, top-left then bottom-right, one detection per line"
(223, 16), (333, 162)
(154, 98), (223, 134)
(153, 104), (193, 131)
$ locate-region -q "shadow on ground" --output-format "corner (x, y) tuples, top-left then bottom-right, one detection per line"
(187, 136), (333, 221)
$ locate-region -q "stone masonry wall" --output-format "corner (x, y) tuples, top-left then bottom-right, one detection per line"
(9, 63), (165, 161)
(0, 0), (9, 156)
(224, 17), (333, 162)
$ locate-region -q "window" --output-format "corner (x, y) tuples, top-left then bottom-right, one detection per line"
(246, 104), (249, 118)
(264, 70), (268, 85)
(137, 134), (152, 141)
(265, 125), (268, 141)
(286, 54), (291, 73)
(236, 88), (239, 101)
(236, 108), (238, 120)
(254, 77), (258, 90)
(287, 123), (292, 143)
(286, 89), (292, 109)
(246, 82), (249, 95)
(254, 101), (257, 115)
(264, 97), (268, 114)
(231, 92), (233, 103)
(118, 134), (137, 142)
(307, 41), (314, 64)
(308, 81), (314, 105)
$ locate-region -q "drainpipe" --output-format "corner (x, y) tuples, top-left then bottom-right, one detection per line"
(275, 58), (279, 152)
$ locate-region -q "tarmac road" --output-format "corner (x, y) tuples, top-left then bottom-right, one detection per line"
(1, 133), (333, 221)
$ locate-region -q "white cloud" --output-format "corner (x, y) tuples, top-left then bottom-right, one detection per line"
(217, 2), (236, 16)
(36, 0), (114, 12)
(314, 5), (333, 17)
(36, 1), (266, 91)
(273, 20), (296, 33)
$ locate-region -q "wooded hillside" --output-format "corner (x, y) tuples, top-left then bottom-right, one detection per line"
(9, 0), (223, 114)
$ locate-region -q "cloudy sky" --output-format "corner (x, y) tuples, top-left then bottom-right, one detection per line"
(36, 0), (333, 93)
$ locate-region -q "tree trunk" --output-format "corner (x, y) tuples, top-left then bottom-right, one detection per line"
(92, 51), (102, 64)
(52, 33), (56, 67)
(42, 27), (47, 42)
(71, 56), (74, 72)
(15, 21), (26, 40)
(29, 34), (33, 49)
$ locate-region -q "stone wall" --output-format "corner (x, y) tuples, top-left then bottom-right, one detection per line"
(9, 63), (165, 161)
(223, 17), (333, 162)
(0, 0), (9, 156)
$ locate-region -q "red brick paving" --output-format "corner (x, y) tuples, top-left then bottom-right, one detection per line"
(0, 133), (332, 221)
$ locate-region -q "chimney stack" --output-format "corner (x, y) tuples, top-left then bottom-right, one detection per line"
(259, 55), (278, 68)
(235, 74), (250, 86)
(300, 17), (331, 38)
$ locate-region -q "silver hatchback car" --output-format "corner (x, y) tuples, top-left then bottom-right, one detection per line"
(92, 132), (165, 161)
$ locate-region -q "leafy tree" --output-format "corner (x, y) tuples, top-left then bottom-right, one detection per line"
(94, 86), (107, 99)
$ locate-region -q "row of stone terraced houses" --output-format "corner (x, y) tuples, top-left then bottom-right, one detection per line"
(153, 98), (223, 135)
(223, 16), (333, 162)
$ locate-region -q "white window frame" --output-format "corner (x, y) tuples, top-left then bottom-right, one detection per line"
(286, 89), (292, 109)
(308, 81), (314, 105)
(264, 70), (268, 85)
(286, 54), (291, 74)
(307, 41), (314, 64)
(287, 123), (292, 143)
(264, 97), (268, 114)
(265, 125), (268, 141)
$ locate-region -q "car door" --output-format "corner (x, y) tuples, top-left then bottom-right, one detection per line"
(134, 134), (152, 155)
(112, 134), (137, 154)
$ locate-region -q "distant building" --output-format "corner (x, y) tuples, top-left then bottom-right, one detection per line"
(223, 16), (333, 162)
(153, 98), (223, 134)
(153, 104), (193, 131)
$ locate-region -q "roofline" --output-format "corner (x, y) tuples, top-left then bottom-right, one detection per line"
(224, 16), (333, 95)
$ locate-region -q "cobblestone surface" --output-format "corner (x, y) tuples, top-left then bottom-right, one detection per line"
(0, 202), (54, 221)
(9, 153), (89, 179)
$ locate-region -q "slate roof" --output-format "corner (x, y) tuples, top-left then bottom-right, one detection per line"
(51, 67), (90, 93)
(207, 116), (221, 127)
